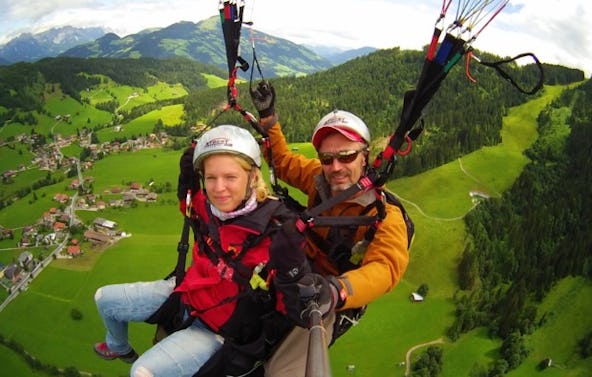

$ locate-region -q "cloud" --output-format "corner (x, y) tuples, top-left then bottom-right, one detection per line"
(0, 0), (590, 76)
(477, 0), (591, 75)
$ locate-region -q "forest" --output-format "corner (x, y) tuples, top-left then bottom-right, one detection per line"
(183, 48), (583, 178)
(2, 52), (584, 183)
(0, 51), (589, 376)
(453, 79), (592, 375)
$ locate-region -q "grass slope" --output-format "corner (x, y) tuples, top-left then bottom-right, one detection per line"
(1, 85), (590, 377)
(506, 277), (592, 377)
(329, 85), (574, 376)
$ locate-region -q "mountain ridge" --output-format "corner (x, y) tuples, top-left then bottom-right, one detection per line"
(0, 20), (378, 78)
(0, 26), (106, 64)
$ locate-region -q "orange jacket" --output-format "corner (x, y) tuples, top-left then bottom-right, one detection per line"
(264, 120), (410, 309)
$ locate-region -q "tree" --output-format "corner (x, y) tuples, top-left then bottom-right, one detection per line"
(578, 331), (592, 358)
(70, 308), (83, 321)
(90, 132), (100, 144)
(63, 366), (81, 377)
(417, 283), (429, 298)
(501, 332), (528, 369)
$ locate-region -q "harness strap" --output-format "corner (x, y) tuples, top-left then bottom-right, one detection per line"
(204, 206), (257, 286)
(190, 199), (285, 288)
(306, 216), (377, 227)
(474, 51), (544, 95)
(295, 176), (375, 232)
(303, 189), (387, 273)
(164, 191), (193, 286)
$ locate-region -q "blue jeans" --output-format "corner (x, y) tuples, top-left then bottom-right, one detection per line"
(94, 278), (223, 377)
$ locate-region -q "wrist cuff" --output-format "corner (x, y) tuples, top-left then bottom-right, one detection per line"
(327, 276), (347, 309)
(260, 113), (279, 131)
(258, 107), (276, 119)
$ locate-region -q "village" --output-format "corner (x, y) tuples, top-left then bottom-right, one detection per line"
(0, 179), (159, 299)
(0, 124), (169, 305)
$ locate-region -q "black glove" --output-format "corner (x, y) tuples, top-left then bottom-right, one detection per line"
(177, 146), (200, 215)
(268, 217), (309, 281)
(250, 80), (275, 118)
(298, 273), (336, 318)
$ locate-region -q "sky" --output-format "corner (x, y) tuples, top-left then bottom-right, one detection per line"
(0, 0), (590, 76)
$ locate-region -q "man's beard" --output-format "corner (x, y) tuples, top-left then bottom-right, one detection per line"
(330, 180), (354, 193)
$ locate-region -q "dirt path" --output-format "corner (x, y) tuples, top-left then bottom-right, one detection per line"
(396, 157), (501, 222)
(404, 337), (445, 376)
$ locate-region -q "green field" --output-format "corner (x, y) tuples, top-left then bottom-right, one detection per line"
(1, 83), (591, 377)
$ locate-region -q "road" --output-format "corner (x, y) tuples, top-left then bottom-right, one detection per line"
(0, 193), (78, 313)
(404, 337), (445, 377)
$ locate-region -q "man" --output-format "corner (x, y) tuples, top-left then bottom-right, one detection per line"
(250, 81), (412, 376)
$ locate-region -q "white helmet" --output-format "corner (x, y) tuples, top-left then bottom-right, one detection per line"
(311, 110), (371, 149)
(193, 125), (261, 170)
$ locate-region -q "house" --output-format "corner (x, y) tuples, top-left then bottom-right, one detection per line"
(135, 188), (150, 199)
(537, 358), (553, 370)
(3, 264), (21, 283)
(410, 292), (424, 303)
(122, 192), (135, 203)
(84, 230), (112, 244)
(53, 193), (70, 204)
(18, 251), (35, 270)
(58, 213), (71, 224)
(53, 222), (67, 232)
(67, 245), (82, 256)
(93, 217), (117, 231)
(69, 179), (80, 189)
(109, 199), (124, 208)
(0, 227), (13, 240)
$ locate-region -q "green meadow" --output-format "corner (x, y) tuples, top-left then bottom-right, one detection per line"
(96, 104), (185, 142)
(1, 83), (591, 377)
(505, 277), (592, 377)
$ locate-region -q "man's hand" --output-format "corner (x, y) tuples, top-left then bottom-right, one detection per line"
(250, 80), (275, 118)
(297, 273), (336, 321)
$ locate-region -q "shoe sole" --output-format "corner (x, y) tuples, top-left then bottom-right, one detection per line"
(94, 345), (138, 363)
(119, 354), (139, 363)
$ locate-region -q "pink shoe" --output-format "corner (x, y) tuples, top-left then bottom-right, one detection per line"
(93, 342), (138, 363)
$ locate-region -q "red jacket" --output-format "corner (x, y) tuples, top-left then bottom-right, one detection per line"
(175, 191), (304, 332)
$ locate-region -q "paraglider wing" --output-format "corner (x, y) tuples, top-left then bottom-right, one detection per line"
(401, 32), (466, 136)
(219, 0), (245, 75)
(380, 31), (466, 167)
(374, 0), (511, 174)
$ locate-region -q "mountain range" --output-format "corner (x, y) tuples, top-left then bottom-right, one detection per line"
(0, 19), (377, 77)
(0, 26), (105, 64)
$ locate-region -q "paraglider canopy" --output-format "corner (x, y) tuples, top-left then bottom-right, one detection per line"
(219, 0), (249, 76)
(371, 0), (542, 182)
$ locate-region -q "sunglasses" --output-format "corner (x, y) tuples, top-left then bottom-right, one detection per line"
(318, 149), (366, 165)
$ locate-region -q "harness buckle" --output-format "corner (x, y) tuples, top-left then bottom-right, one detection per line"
(249, 263), (269, 291)
(216, 260), (234, 281)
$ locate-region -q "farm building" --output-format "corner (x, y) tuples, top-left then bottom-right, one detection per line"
(410, 292), (424, 302)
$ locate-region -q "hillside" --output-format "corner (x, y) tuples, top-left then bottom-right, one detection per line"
(0, 50), (589, 376)
(1, 80), (588, 377)
(183, 48), (583, 179)
(451, 80), (592, 376)
(61, 17), (332, 78)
